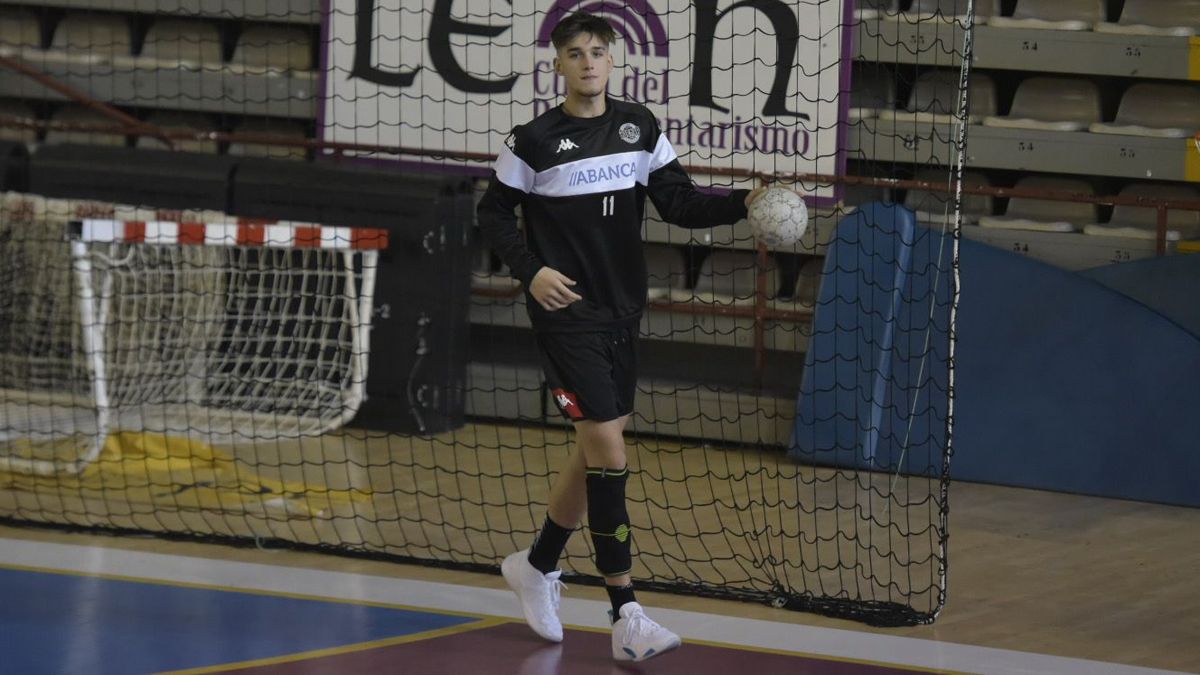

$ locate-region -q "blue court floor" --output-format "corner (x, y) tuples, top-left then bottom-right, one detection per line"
(0, 536), (1187, 675)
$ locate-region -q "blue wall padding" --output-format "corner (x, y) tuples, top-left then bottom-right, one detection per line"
(1080, 253), (1200, 338)
(790, 204), (1200, 507)
(790, 203), (951, 479)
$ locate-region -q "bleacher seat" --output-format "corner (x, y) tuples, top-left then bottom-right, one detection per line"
(904, 169), (994, 225)
(897, 0), (1000, 24)
(0, 100), (37, 144)
(644, 244), (688, 301)
(227, 118), (308, 160)
(855, 0), (900, 20)
(0, 7), (41, 52)
(470, 264), (521, 292)
(135, 111), (219, 154)
(842, 184), (895, 211)
(982, 77), (1101, 132)
(979, 176), (1097, 232)
(1089, 83), (1200, 139)
(44, 105), (127, 147)
(231, 25), (313, 73)
(139, 18), (223, 69)
(877, 69), (997, 124)
(849, 65), (896, 122)
(1095, 0), (1200, 37)
(691, 250), (780, 306)
(987, 0), (1105, 31)
(1084, 183), (1200, 241)
(48, 13), (132, 58)
(775, 258), (824, 309)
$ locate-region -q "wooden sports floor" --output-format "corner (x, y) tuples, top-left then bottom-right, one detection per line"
(1, 423), (1198, 673)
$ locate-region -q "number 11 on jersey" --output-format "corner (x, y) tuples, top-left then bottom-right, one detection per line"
(601, 194), (615, 216)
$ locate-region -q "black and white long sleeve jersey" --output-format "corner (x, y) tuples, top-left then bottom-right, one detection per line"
(477, 98), (750, 332)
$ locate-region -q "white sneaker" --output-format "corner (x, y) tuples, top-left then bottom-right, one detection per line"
(611, 602), (681, 662)
(501, 549), (566, 642)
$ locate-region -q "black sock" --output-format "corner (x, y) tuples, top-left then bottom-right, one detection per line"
(527, 515), (573, 574)
(606, 583), (637, 621)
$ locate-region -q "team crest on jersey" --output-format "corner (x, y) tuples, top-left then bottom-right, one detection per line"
(618, 123), (641, 144)
(556, 138), (579, 153)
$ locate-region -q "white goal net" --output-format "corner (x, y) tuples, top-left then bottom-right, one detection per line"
(0, 194), (386, 475)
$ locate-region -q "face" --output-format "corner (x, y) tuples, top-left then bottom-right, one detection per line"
(554, 32), (613, 99)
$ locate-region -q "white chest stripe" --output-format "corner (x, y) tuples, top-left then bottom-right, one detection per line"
(494, 145), (536, 193)
(648, 132), (677, 173)
(534, 150), (644, 198)
(531, 134), (678, 198)
(492, 133), (679, 198)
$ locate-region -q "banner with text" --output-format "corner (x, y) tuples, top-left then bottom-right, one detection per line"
(322, 0), (850, 201)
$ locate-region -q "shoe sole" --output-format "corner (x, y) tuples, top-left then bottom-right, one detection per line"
(615, 636), (682, 662)
(502, 554), (563, 643)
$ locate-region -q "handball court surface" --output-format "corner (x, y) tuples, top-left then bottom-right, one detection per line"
(2, 475), (1198, 675)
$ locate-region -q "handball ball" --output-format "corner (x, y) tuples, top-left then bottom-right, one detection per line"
(748, 187), (809, 247)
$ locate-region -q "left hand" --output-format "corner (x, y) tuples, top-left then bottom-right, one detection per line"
(744, 186), (768, 208)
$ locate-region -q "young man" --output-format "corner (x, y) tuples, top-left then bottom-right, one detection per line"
(477, 12), (766, 663)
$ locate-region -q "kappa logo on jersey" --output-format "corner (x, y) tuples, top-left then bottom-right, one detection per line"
(618, 122), (641, 144)
(551, 388), (583, 419)
(504, 132), (515, 150)
(556, 138), (579, 153)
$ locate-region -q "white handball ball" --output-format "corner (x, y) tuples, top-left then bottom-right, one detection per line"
(748, 187), (808, 247)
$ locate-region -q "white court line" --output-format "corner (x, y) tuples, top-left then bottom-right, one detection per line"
(0, 538), (1184, 675)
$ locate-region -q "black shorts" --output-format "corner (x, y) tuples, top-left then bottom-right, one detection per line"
(536, 326), (638, 423)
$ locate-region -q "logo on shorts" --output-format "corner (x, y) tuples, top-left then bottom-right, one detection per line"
(552, 388), (583, 419)
(618, 123), (641, 144)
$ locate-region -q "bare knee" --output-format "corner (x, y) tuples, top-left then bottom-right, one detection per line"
(575, 415), (629, 469)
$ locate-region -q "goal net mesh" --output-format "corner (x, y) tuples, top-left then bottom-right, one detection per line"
(0, 0), (972, 626)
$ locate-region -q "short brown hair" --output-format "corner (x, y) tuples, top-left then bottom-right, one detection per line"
(550, 12), (616, 50)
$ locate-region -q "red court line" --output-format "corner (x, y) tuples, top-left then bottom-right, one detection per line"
(204, 622), (930, 675)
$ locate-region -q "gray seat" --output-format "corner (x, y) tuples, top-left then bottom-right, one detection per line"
(841, 184), (894, 211)
(691, 250), (779, 306)
(979, 176), (1096, 233)
(644, 245), (688, 301)
(777, 258), (824, 308)
(232, 25), (312, 72)
(50, 13), (132, 57)
(878, 69), (998, 124)
(983, 77), (1101, 132)
(1089, 83), (1200, 139)
(1095, 0), (1200, 36)
(898, 0), (1000, 23)
(904, 169), (993, 225)
(1085, 183), (1200, 241)
(140, 18), (223, 68)
(0, 8), (41, 51)
(227, 119), (308, 160)
(135, 111), (219, 154)
(988, 0), (1105, 30)
(877, 69), (997, 124)
(849, 65), (896, 122)
(855, 0), (900, 20)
